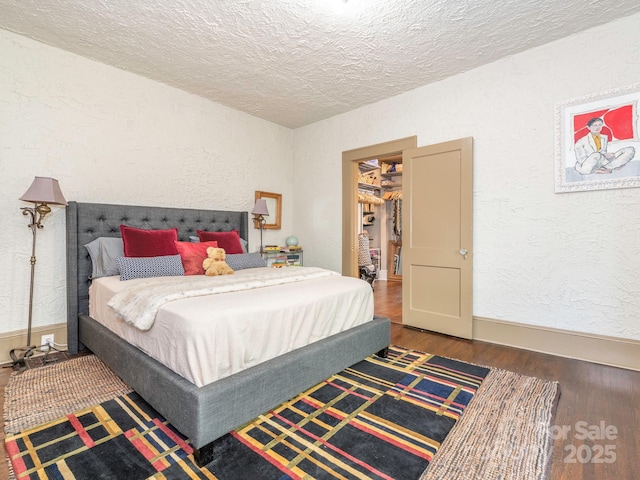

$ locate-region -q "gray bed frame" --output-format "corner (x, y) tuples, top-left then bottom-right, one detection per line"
(66, 201), (391, 466)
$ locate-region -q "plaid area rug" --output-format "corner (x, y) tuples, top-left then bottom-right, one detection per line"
(4, 347), (559, 479)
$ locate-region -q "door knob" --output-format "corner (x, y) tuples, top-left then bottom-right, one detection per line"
(459, 248), (468, 259)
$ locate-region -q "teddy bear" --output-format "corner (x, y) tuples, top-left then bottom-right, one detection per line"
(202, 247), (234, 276)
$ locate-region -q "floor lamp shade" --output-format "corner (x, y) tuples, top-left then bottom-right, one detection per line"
(20, 177), (67, 205)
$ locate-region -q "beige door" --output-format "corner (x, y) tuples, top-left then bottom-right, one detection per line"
(402, 137), (473, 338)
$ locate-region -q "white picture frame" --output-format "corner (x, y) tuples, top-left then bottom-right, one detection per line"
(554, 84), (640, 193)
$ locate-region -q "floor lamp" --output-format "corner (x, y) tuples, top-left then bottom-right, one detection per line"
(251, 199), (269, 253)
(10, 177), (67, 371)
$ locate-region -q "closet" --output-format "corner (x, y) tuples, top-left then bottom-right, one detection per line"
(357, 161), (383, 272)
(357, 155), (403, 281)
(381, 155), (402, 281)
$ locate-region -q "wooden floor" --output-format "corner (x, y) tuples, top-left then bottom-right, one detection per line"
(375, 280), (640, 480)
(1, 281), (638, 479)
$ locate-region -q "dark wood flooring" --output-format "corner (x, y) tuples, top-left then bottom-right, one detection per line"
(1, 281), (638, 479)
(375, 280), (639, 480)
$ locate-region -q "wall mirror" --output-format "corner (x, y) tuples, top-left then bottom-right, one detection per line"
(254, 191), (282, 230)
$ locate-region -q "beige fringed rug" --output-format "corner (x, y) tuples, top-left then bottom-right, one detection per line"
(421, 367), (560, 480)
(3, 355), (132, 435)
(4, 350), (559, 479)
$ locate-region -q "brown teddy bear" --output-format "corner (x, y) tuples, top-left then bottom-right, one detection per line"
(202, 247), (234, 276)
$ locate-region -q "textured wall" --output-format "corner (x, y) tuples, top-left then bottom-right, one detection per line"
(3, 13), (640, 342)
(293, 13), (640, 340)
(0, 29), (292, 335)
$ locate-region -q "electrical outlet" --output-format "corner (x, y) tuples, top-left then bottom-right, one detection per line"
(40, 334), (54, 351)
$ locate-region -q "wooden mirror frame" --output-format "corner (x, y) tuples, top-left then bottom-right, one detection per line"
(254, 191), (282, 230)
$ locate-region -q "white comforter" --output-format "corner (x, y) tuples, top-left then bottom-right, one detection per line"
(90, 267), (374, 387)
(108, 267), (338, 330)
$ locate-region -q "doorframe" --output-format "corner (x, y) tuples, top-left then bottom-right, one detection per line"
(342, 136), (417, 277)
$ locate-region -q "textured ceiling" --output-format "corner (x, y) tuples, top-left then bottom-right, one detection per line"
(1, 0), (640, 128)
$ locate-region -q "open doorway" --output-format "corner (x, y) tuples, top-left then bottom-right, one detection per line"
(356, 155), (404, 282)
(341, 136), (416, 277)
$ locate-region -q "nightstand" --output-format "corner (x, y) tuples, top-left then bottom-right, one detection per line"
(261, 249), (303, 267)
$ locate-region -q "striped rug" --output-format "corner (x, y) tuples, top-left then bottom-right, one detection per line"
(4, 346), (559, 479)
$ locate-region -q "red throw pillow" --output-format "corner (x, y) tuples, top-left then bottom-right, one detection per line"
(174, 240), (219, 275)
(120, 225), (179, 257)
(197, 229), (243, 254)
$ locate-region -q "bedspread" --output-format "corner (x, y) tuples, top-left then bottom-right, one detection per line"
(90, 267), (374, 386)
(108, 267), (337, 330)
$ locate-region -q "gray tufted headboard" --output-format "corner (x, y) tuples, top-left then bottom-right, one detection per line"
(66, 201), (249, 354)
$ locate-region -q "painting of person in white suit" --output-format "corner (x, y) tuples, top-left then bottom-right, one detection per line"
(574, 117), (635, 175)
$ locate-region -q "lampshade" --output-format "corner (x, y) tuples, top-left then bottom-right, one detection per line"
(251, 199), (269, 216)
(20, 177), (67, 205)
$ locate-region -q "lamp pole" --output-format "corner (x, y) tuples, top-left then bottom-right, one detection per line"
(22, 204), (49, 347)
(258, 215), (266, 252)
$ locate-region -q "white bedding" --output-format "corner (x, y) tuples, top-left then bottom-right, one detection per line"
(89, 267), (374, 387)
(108, 267), (339, 330)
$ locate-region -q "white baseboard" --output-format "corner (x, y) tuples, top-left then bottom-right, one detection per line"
(0, 323), (68, 366)
(473, 316), (640, 371)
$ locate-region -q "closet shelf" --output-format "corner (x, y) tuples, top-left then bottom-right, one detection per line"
(378, 154), (402, 164)
(359, 162), (379, 172)
(358, 182), (380, 192)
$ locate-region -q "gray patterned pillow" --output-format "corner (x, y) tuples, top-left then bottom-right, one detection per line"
(117, 254), (185, 281)
(226, 252), (266, 271)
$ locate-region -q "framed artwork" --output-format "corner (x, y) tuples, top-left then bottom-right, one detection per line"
(555, 84), (640, 193)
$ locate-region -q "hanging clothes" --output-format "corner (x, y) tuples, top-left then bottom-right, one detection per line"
(357, 192), (384, 205)
(383, 190), (402, 238)
(392, 199), (402, 237)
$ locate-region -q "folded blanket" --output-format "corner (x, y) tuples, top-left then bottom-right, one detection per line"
(108, 267), (338, 330)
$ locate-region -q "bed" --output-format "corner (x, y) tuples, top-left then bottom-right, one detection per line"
(65, 201), (391, 466)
